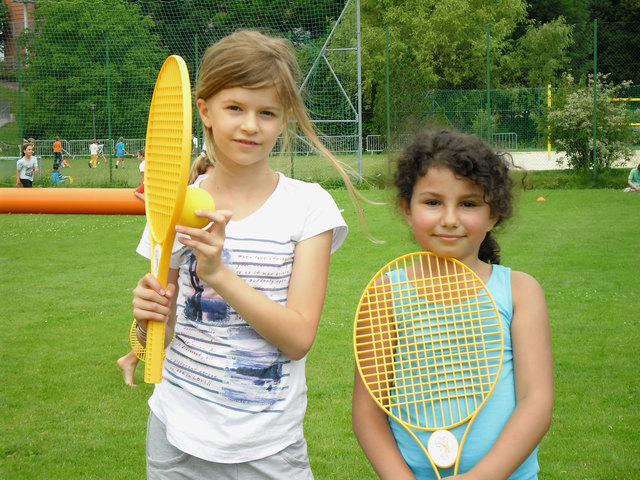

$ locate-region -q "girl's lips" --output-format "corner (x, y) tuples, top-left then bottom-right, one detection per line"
(434, 234), (462, 242)
(234, 138), (259, 146)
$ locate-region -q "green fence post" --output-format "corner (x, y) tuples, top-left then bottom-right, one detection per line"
(106, 35), (113, 182)
(194, 33), (200, 149)
(16, 37), (23, 146)
(385, 26), (391, 173)
(592, 19), (597, 181)
(486, 24), (491, 143)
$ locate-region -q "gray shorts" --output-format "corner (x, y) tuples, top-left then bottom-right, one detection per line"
(146, 411), (314, 480)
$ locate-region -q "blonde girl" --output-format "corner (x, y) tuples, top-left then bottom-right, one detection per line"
(132, 30), (367, 478)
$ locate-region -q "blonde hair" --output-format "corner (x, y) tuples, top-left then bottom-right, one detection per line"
(196, 30), (378, 240)
(189, 153), (215, 184)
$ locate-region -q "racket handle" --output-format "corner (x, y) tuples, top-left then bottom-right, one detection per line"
(144, 319), (166, 383)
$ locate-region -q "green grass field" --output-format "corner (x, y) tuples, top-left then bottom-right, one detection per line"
(1, 151), (631, 191)
(1, 188), (639, 479)
(0, 152), (392, 189)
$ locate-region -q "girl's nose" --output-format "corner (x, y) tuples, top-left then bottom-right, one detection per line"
(241, 113), (258, 133)
(440, 206), (459, 228)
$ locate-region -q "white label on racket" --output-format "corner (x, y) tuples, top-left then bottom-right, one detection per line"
(153, 244), (161, 278)
(428, 430), (459, 469)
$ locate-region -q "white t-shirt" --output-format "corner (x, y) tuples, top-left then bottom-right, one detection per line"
(136, 172), (347, 462)
(89, 143), (99, 155)
(16, 156), (38, 180)
(138, 160), (145, 173)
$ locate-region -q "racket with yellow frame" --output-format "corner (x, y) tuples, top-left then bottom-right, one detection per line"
(142, 55), (192, 384)
(353, 252), (504, 478)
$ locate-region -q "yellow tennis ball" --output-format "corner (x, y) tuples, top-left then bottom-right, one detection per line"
(179, 187), (215, 228)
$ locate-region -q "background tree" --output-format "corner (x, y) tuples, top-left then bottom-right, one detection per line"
(588, 0), (640, 85)
(497, 18), (574, 88)
(358, 0), (576, 140)
(20, 0), (166, 140)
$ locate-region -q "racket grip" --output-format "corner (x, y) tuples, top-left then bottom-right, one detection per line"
(144, 319), (166, 383)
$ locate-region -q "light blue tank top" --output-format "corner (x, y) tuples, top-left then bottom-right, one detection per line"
(388, 264), (540, 479)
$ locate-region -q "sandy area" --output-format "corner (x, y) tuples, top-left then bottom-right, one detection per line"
(511, 150), (639, 170)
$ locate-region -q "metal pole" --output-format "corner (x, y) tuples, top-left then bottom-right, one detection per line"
(17, 38), (23, 146)
(356, 0), (363, 182)
(592, 19), (597, 180)
(486, 24), (491, 143)
(90, 104), (96, 139)
(106, 35), (112, 182)
(547, 85), (551, 162)
(385, 26), (391, 173)
(194, 33), (200, 149)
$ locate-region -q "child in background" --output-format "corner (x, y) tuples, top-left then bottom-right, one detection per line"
(16, 143), (39, 187)
(117, 154), (216, 387)
(623, 163), (640, 192)
(131, 30), (369, 478)
(115, 137), (130, 168)
(50, 167), (72, 184)
(133, 148), (145, 201)
(89, 140), (99, 168)
(352, 130), (553, 480)
(97, 143), (108, 166)
(52, 136), (62, 169)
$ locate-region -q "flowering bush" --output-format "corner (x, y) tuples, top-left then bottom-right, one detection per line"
(545, 73), (635, 171)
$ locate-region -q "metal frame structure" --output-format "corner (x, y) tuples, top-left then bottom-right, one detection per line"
(300, 0), (363, 179)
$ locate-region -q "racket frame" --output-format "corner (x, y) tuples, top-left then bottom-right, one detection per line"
(353, 252), (504, 478)
(142, 55), (192, 384)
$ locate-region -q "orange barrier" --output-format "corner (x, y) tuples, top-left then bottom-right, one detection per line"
(0, 188), (145, 215)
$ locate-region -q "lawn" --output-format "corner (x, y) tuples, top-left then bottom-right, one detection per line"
(1, 188), (638, 479)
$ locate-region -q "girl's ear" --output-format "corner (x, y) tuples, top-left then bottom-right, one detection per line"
(196, 98), (212, 128)
(399, 197), (413, 227)
(487, 215), (499, 233)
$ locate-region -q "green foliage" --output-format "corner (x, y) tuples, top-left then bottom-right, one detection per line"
(498, 18), (574, 88)
(19, 0), (167, 140)
(0, 0), (9, 55)
(1, 190), (639, 479)
(542, 73), (635, 171)
(359, 0), (576, 139)
(514, 168), (632, 190)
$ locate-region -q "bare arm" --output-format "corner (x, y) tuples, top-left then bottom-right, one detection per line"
(175, 209), (333, 360)
(451, 271), (553, 480)
(353, 368), (417, 480)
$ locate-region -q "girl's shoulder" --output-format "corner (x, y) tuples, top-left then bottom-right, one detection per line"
(276, 173), (329, 198)
(509, 269), (544, 305)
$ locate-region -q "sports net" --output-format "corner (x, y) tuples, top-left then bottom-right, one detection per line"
(1, 0), (358, 162)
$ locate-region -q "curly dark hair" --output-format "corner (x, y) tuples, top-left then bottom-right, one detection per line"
(394, 130), (515, 264)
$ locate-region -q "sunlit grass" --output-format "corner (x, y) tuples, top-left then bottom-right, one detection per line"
(1, 189), (638, 479)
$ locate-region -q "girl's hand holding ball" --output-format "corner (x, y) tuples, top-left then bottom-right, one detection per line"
(179, 187), (216, 228)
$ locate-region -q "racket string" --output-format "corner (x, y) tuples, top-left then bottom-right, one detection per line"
(355, 254), (503, 430)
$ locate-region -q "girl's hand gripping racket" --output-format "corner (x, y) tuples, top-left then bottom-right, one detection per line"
(353, 252), (504, 478)
(143, 55), (192, 384)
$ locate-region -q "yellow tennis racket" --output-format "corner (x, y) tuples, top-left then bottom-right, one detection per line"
(143, 55), (192, 384)
(354, 252), (504, 478)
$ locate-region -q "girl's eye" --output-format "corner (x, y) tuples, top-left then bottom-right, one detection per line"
(461, 201), (478, 208)
(425, 200), (439, 206)
(228, 105), (241, 111)
(261, 110), (275, 117)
